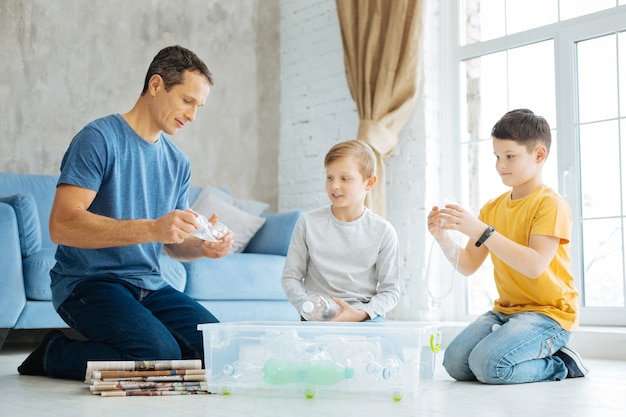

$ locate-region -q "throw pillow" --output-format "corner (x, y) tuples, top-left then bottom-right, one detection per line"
(194, 184), (269, 216)
(232, 197), (270, 216)
(0, 193), (42, 257)
(195, 185), (233, 205)
(191, 191), (266, 253)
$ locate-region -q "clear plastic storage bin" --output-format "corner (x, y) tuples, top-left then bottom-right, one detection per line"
(198, 321), (441, 401)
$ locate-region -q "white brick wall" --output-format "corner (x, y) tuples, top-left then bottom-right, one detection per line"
(279, 0), (356, 211)
(279, 0), (443, 320)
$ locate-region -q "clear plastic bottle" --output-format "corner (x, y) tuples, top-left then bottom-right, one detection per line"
(425, 199), (463, 309)
(192, 214), (229, 242)
(262, 359), (355, 386)
(300, 294), (341, 321)
(222, 360), (261, 382)
(366, 355), (402, 381)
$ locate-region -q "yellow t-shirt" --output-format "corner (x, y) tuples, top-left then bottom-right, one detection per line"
(479, 185), (579, 331)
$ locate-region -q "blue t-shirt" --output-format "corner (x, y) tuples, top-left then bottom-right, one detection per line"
(50, 114), (191, 309)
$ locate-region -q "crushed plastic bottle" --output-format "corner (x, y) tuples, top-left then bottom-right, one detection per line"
(366, 355), (402, 381)
(192, 214), (229, 242)
(262, 359), (355, 386)
(425, 199), (464, 307)
(300, 294), (341, 321)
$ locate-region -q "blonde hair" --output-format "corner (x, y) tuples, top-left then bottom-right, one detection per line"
(324, 140), (376, 179)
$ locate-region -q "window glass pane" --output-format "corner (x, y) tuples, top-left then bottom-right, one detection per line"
(462, 42), (556, 143)
(559, 0), (617, 21)
(622, 120), (626, 211)
(577, 35), (618, 123)
(467, 260), (498, 315)
(508, 41), (556, 126)
(579, 121), (621, 218)
(462, 54), (508, 141)
(506, 0), (558, 35)
(582, 218), (625, 307)
(460, 140), (508, 215)
(544, 130), (559, 190)
(620, 32), (626, 118)
(463, 0), (505, 45)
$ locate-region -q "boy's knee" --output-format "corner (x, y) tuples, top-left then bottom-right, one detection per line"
(443, 347), (476, 381)
(467, 357), (491, 383)
(467, 351), (508, 384)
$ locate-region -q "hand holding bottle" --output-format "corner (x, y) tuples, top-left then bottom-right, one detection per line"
(425, 199), (465, 307)
(300, 294), (341, 321)
(192, 214), (229, 242)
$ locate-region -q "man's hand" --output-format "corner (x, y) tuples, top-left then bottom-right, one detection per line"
(153, 209), (199, 244)
(162, 211), (234, 261)
(329, 297), (369, 322)
(200, 229), (234, 259)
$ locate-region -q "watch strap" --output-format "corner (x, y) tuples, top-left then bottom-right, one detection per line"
(475, 225), (495, 247)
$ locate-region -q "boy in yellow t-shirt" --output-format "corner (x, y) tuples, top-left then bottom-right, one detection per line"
(428, 109), (588, 384)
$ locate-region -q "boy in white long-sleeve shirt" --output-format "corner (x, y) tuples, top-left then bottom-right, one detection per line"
(281, 140), (400, 321)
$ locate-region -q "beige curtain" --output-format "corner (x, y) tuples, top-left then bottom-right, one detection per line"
(336, 0), (424, 217)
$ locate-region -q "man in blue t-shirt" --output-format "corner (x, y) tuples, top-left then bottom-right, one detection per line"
(18, 46), (234, 381)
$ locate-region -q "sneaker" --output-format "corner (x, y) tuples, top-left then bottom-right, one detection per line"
(554, 345), (590, 378)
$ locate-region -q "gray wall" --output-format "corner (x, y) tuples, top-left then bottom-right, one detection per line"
(0, 0), (280, 209)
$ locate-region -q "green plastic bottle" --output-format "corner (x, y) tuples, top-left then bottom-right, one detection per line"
(263, 359), (355, 386)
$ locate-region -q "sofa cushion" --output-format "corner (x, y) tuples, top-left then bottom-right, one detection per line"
(24, 250), (188, 301)
(183, 253), (287, 301)
(0, 172), (58, 248)
(244, 210), (302, 256)
(191, 189), (266, 253)
(0, 193), (42, 257)
(193, 185), (232, 205)
(232, 197), (269, 216)
(23, 247), (56, 300)
(190, 185), (269, 216)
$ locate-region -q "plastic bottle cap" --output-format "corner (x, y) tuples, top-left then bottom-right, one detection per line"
(345, 367), (355, 379)
(301, 301), (315, 313)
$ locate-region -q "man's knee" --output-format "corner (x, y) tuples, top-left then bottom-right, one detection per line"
(125, 333), (182, 360)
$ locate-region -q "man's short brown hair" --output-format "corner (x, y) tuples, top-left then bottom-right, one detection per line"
(141, 45), (213, 95)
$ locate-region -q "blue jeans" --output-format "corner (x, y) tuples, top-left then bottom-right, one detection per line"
(45, 279), (218, 380)
(443, 311), (570, 384)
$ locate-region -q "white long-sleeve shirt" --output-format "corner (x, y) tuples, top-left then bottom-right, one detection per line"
(281, 206), (400, 319)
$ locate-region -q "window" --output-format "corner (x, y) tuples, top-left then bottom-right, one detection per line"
(443, 1), (626, 325)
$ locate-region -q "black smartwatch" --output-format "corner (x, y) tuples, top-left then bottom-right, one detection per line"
(475, 225), (495, 247)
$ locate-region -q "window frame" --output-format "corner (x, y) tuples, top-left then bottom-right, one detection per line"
(441, 2), (626, 326)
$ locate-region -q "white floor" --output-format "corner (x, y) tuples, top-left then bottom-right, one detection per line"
(1, 339), (625, 417)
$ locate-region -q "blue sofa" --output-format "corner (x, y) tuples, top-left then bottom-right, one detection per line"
(0, 172), (302, 349)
